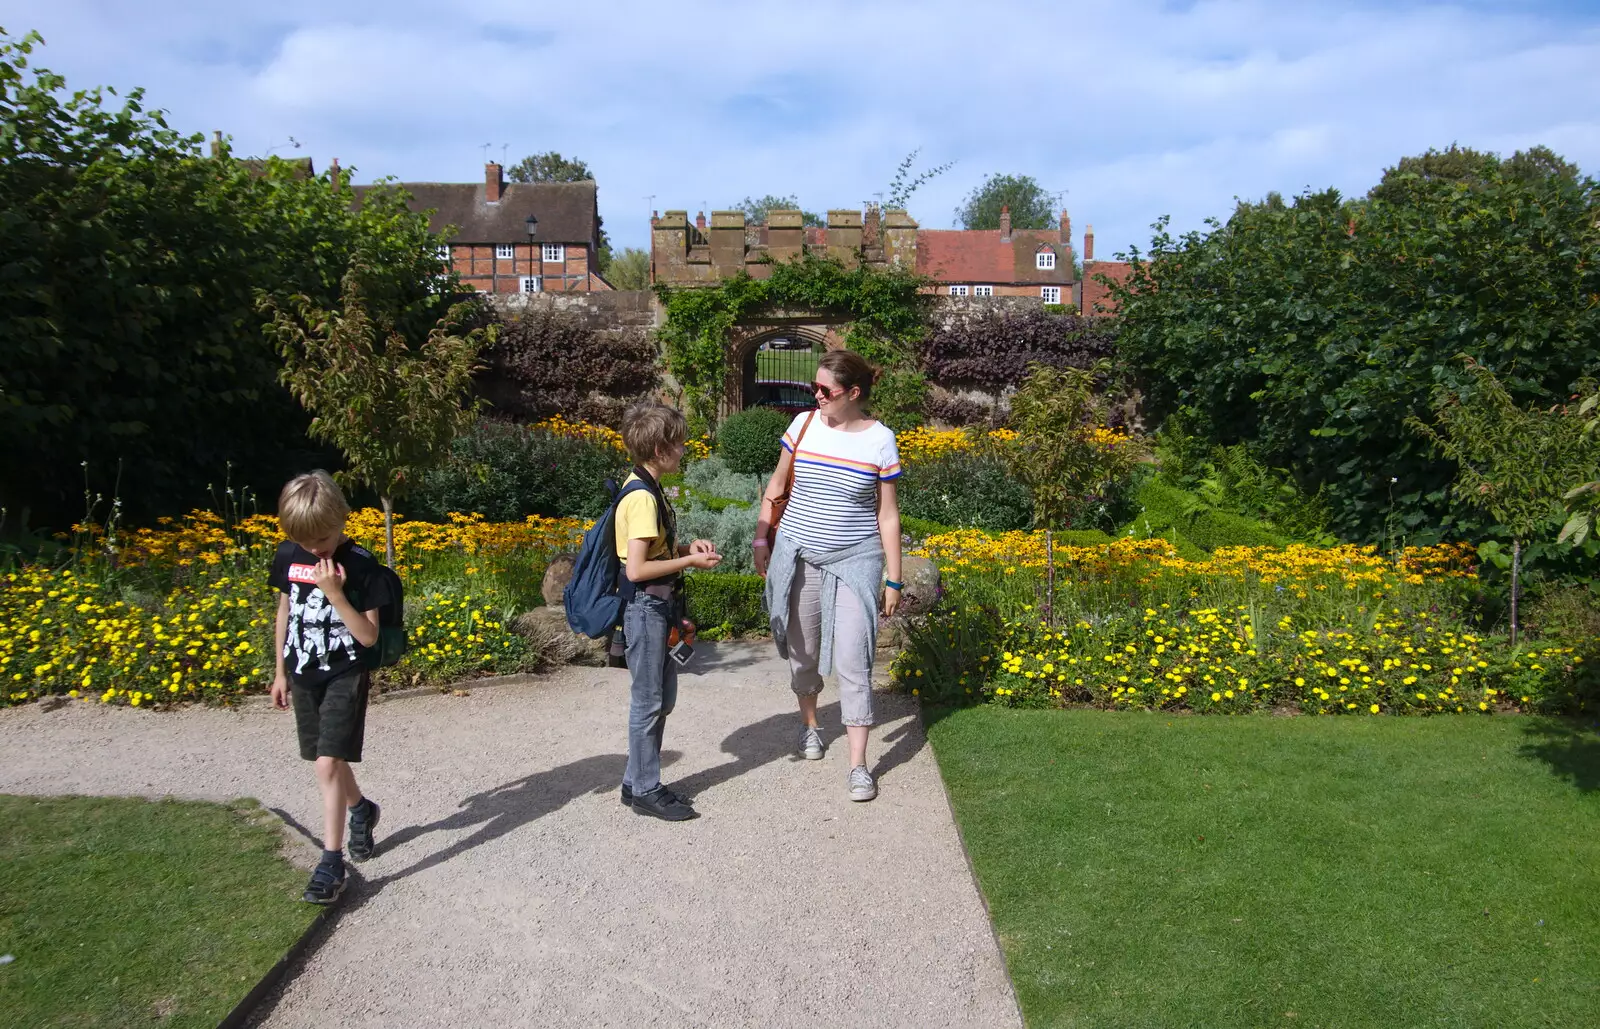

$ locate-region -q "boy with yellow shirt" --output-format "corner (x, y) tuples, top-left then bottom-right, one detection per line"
(615, 402), (721, 821)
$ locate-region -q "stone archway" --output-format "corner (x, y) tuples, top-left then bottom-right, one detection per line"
(722, 310), (851, 418)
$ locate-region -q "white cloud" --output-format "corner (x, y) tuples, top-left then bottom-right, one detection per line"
(12, 0), (1600, 256)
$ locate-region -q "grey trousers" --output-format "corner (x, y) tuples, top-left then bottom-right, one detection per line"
(787, 559), (875, 727)
(622, 593), (678, 795)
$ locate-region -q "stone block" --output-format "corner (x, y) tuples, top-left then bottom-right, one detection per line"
(542, 553), (576, 607)
(896, 556), (942, 617)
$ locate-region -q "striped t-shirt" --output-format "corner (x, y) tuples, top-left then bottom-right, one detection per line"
(777, 411), (903, 553)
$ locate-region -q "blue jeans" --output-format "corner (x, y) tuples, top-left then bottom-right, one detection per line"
(622, 593), (678, 795)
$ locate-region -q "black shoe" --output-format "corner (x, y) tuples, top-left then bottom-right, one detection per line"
(620, 784), (633, 807)
(631, 785), (697, 822)
(347, 799), (380, 862)
(302, 859), (347, 905)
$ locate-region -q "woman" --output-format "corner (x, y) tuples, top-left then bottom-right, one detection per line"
(754, 350), (903, 802)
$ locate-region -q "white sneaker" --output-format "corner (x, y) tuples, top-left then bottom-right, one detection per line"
(848, 765), (877, 802)
(800, 725), (824, 761)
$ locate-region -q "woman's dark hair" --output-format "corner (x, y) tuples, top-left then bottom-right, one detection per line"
(818, 349), (878, 404)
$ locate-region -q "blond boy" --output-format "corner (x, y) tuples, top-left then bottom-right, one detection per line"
(268, 471), (391, 903)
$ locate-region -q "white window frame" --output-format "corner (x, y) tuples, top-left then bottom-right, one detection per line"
(435, 244), (451, 263)
(495, 244), (515, 260)
(973, 285), (995, 297)
(949, 284), (970, 297)
(519, 275), (541, 293)
(542, 243), (565, 263)
(1041, 286), (1062, 304)
(1036, 250), (1056, 270)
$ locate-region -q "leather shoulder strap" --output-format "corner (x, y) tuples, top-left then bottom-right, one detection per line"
(783, 411), (817, 495)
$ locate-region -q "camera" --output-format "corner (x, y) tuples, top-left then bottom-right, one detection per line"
(669, 639), (694, 666)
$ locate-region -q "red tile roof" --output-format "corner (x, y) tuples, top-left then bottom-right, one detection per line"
(916, 229), (1072, 285)
(1082, 260), (1133, 315)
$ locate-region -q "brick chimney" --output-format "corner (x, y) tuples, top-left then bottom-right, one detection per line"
(1084, 224), (1095, 262)
(329, 157), (340, 194)
(210, 130), (223, 158)
(1060, 209), (1071, 244)
(695, 211), (707, 230)
(998, 204), (1011, 242)
(485, 162), (503, 203)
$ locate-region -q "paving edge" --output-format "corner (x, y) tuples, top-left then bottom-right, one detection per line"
(916, 702), (1029, 1028)
(214, 810), (333, 1029)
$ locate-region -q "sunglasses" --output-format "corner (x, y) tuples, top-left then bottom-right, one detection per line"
(811, 381), (848, 400)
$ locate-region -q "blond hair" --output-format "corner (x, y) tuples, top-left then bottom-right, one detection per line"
(620, 401), (688, 465)
(277, 470), (351, 541)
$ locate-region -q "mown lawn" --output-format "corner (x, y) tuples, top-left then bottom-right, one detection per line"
(0, 795), (319, 1028)
(926, 709), (1600, 1029)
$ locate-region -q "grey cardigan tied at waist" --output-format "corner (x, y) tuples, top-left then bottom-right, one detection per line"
(765, 533), (885, 677)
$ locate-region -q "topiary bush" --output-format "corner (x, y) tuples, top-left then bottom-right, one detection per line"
(1120, 481), (1289, 553)
(717, 407), (792, 474)
(897, 453), (1033, 532)
(408, 419), (628, 522)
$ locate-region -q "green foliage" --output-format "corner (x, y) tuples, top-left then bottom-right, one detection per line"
(603, 246), (651, 290)
(1007, 362), (1148, 531)
(1154, 412), (1334, 543)
(1370, 144), (1583, 203)
(656, 253), (929, 425)
(901, 515), (957, 541)
(716, 407), (791, 474)
(954, 173), (1057, 231)
(506, 151), (591, 183)
(898, 453), (1033, 532)
(1559, 387), (1600, 546)
(1122, 480), (1289, 553)
(0, 30), (420, 525)
(261, 261), (491, 563)
(1409, 359), (1595, 544)
(868, 366), (929, 433)
(408, 419), (628, 522)
(1113, 148), (1600, 543)
(884, 147), (954, 210)
(679, 456), (763, 573)
(684, 572), (767, 637)
(684, 455), (764, 506)
(731, 194), (823, 227)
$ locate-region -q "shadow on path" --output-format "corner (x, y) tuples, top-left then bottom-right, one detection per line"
(1519, 717), (1600, 792)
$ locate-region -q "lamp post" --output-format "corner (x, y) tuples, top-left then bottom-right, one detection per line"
(524, 214), (538, 293)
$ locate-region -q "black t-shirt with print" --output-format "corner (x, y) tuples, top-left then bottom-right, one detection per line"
(267, 538), (393, 687)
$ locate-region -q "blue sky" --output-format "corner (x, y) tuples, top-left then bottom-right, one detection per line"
(9, 1), (1599, 259)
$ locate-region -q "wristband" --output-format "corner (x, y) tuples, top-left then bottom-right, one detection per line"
(884, 579), (903, 591)
(752, 539), (769, 548)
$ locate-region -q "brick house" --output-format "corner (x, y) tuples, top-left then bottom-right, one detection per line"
(354, 162), (607, 293)
(1079, 224), (1133, 316)
(916, 207), (1077, 305)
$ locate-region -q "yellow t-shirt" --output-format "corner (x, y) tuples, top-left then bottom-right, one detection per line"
(614, 474), (672, 561)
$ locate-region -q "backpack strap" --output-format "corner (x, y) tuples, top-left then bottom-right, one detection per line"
(614, 471), (677, 603)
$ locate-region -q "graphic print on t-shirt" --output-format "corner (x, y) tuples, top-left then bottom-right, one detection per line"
(283, 560), (359, 675)
(268, 540), (390, 686)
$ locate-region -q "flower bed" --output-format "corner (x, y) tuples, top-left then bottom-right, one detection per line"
(3, 508), (587, 707)
(893, 531), (1597, 714)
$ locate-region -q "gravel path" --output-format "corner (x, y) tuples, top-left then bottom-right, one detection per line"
(0, 643), (1021, 1029)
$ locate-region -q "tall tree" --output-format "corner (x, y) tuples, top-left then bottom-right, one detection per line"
(1370, 143), (1584, 202)
(0, 29), (405, 526)
(1112, 147), (1600, 543)
(262, 261), (491, 565)
(603, 247), (652, 291)
(955, 174), (1056, 231)
(731, 194), (822, 227)
(506, 151), (592, 183)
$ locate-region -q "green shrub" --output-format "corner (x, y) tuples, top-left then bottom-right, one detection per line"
(685, 573), (767, 638)
(408, 420), (627, 521)
(898, 453), (1033, 532)
(684, 456), (764, 507)
(902, 515), (959, 541)
(717, 407), (791, 474)
(677, 504), (759, 575)
(1120, 481), (1287, 554)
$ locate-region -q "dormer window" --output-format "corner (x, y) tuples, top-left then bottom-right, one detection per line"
(1036, 249), (1057, 270)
